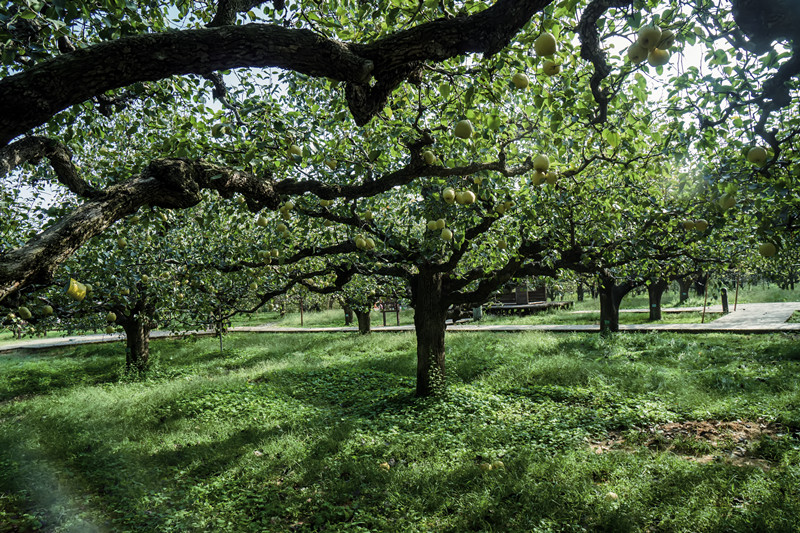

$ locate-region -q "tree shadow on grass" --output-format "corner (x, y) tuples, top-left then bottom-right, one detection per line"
(0, 345), (124, 402)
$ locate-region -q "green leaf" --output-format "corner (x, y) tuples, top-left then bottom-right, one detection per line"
(602, 130), (621, 149)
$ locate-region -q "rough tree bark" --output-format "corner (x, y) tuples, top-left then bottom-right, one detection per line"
(598, 272), (636, 333)
(678, 278), (692, 304)
(120, 316), (152, 373)
(115, 297), (155, 373)
(694, 273), (708, 297)
(647, 278), (670, 321)
(0, 0), (554, 145)
(355, 309), (371, 335)
(411, 268), (448, 397)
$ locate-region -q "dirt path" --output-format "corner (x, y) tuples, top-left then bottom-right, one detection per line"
(1, 302), (798, 354)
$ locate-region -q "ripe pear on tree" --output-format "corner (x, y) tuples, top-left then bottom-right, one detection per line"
(534, 33), (557, 56)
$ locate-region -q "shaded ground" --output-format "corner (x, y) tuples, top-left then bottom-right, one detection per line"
(590, 419), (792, 471)
(2, 302), (799, 354)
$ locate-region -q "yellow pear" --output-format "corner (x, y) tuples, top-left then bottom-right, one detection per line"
(542, 60), (560, 76)
(647, 48), (670, 67)
(512, 72), (530, 89)
(533, 154), (550, 172)
(658, 29), (675, 49)
(534, 33), (557, 56)
(637, 25), (662, 50)
(627, 43), (648, 64)
(454, 119), (474, 139)
(747, 146), (768, 165)
(66, 278), (87, 302)
(758, 243), (776, 257)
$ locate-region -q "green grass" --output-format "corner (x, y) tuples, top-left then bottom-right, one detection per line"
(2, 331), (800, 532)
(561, 285), (800, 313)
(266, 308), (416, 328)
(481, 310), (722, 326)
(0, 329), (70, 347)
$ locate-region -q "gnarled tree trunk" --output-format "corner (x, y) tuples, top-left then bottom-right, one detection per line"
(355, 309), (371, 335)
(119, 314), (152, 373)
(115, 295), (154, 373)
(678, 278), (692, 304)
(694, 273), (708, 297)
(412, 269), (448, 397)
(647, 278), (670, 321)
(598, 272), (636, 333)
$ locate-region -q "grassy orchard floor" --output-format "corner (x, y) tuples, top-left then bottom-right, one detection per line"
(2, 332), (800, 532)
(3, 286), (795, 345)
(236, 307), (721, 330)
(231, 286), (800, 330)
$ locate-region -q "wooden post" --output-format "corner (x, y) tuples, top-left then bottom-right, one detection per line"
(734, 272), (740, 311)
(382, 303), (387, 326)
(300, 296), (304, 327)
(701, 279), (709, 323)
(396, 302), (400, 325)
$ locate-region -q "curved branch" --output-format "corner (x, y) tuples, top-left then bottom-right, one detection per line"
(577, 0), (634, 125)
(0, 25), (373, 147)
(0, 136), (100, 198)
(0, 0), (554, 144)
(0, 133), (534, 300)
(209, 0), (284, 27)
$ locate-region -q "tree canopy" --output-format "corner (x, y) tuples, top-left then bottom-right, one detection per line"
(1, 0), (798, 393)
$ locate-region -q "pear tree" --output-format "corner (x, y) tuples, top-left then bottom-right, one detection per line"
(1, 0), (800, 394)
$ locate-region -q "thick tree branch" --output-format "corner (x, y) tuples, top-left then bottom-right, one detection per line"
(346, 0), (553, 125)
(0, 0), (554, 144)
(0, 136), (100, 199)
(577, 0), (634, 125)
(209, 0), (285, 27)
(0, 25), (373, 147)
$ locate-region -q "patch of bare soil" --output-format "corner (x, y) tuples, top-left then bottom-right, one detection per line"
(589, 419), (790, 470)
